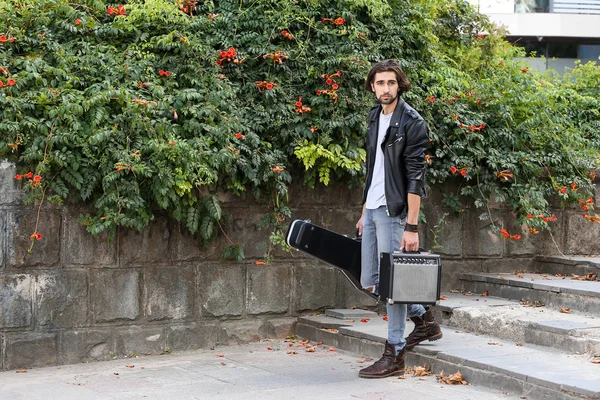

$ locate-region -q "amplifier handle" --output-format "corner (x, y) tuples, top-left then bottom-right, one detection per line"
(400, 247), (426, 254)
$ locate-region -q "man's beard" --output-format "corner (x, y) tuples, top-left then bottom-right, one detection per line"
(377, 94), (397, 105)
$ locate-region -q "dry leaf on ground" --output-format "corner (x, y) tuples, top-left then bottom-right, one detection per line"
(15, 370), (27, 373)
(324, 328), (338, 333)
(328, 347), (336, 352)
(412, 364), (432, 377)
(126, 365), (134, 368)
(361, 318), (370, 323)
(560, 308), (572, 314)
(437, 370), (468, 385)
(480, 290), (489, 297)
(305, 345), (317, 352)
(439, 295), (448, 300)
(591, 357), (600, 364)
(488, 341), (502, 346)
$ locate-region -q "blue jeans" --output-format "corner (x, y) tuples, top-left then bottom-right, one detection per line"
(361, 206), (426, 354)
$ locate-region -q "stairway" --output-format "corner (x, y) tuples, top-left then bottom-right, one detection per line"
(296, 256), (600, 400)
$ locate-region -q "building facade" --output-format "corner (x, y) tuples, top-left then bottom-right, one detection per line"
(469, 0), (600, 73)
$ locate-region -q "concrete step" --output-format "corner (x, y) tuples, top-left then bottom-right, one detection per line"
(459, 272), (600, 316)
(434, 292), (600, 355)
(297, 311), (600, 400)
(532, 255), (600, 276)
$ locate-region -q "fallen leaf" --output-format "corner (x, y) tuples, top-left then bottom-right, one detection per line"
(328, 347), (336, 352)
(498, 275), (508, 280)
(357, 359), (365, 363)
(346, 319), (355, 323)
(305, 345), (316, 352)
(287, 350), (298, 355)
(351, 306), (357, 309)
(221, 362), (226, 366)
(15, 370), (27, 373)
(114, 372), (119, 376)
(382, 315), (389, 321)
(560, 308), (572, 314)
(437, 370), (468, 385)
(488, 341), (502, 346)
(463, 292), (473, 296)
(516, 342), (523, 346)
(591, 358), (600, 364)
(126, 365), (135, 368)
(419, 377), (428, 381)
(480, 290), (489, 297)
(361, 318), (370, 323)
(267, 347), (273, 350)
(439, 295), (447, 300)
(324, 328), (339, 333)
(398, 375), (406, 379)
(316, 341), (323, 345)
(412, 364), (432, 377)
(216, 353), (224, 357)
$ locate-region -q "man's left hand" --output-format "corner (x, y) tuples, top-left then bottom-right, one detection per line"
(402, 231), (419, 252)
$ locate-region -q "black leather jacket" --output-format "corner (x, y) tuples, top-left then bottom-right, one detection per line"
(362, 98), (429, 218)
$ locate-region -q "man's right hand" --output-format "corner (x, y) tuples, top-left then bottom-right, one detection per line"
(356, 216), (364, 236)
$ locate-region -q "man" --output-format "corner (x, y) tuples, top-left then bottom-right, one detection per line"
(356, 59), (442, 379)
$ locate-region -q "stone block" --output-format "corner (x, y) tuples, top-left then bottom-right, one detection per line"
(113, 326), (166, 356)
(169, 222), (219, 262)
(62, 209), (116, 266)
(564, 212), (600, 255)
(0, 213), (5, 270)
(91, 269), (140, 322)
(422, 203), (463, 256)
(144, 266), (194, 321)
(288, 183), (362, 208)
(119, 217), (169, 265)
(462, 211), (504, 258)
(7, 210), (61, 268)
(0, 160), (23, 205)
(5, 332), (57, 370)
(314, 209), (359, 237)
(197, 264), (245, 317)
(59, 329), (115, 364)
(332, 267), (378, 309)
(246, 265), (291, 315)
(293, 265), (337, 312)
(505, 212), (565, 257)
(481, 258), (532, 274)
(0, 274), (33, 329)
(439, 259), (482, 292)
(263, 317), (297, 339)
(220, 208), (270, 259)
(36, 270), (88, 328)
(166, 323), (222, 351)
(218, 319), (266, 344)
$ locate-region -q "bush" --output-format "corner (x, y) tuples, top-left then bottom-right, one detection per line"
(1, 0), (598, 257)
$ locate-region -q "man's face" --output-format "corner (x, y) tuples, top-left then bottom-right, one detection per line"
(371, 71), (399, 105)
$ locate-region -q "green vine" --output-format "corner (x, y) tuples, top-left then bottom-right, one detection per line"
(1, 0), (598, 258)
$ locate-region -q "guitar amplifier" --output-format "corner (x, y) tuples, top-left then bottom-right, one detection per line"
(379, 252), (442, 305)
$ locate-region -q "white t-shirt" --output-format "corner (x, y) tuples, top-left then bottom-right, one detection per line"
(365, 110), (393, 209)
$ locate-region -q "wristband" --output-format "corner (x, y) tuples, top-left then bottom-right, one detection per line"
(405, 223), (419, 233)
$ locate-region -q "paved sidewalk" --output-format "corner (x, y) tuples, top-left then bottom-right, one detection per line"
(0, 339), (522, 400)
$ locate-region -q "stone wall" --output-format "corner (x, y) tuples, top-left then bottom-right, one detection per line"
(1, 158), (600, 370)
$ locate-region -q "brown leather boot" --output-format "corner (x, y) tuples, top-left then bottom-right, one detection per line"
(358, 341), (405, 378)
(405, 309), (442, 350)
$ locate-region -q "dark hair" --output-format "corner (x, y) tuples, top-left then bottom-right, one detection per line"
(364, 59), (411, 94)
